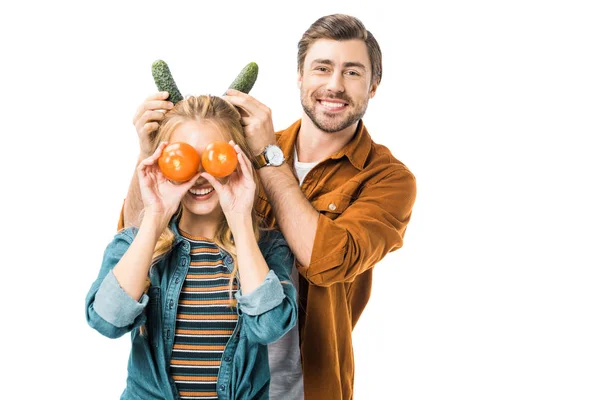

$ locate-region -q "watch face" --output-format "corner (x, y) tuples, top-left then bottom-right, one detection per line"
(265, 145), (285, 166)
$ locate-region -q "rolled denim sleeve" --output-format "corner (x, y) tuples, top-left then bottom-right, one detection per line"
(85, 228), (148, 338)
(235, 270), (285, 316)
(94, 270), (149, 327)
(239, 231), (298, 345)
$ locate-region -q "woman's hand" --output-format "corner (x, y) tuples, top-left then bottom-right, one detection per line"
(138, 142), (201, 219)
(201, 141), (256, 223)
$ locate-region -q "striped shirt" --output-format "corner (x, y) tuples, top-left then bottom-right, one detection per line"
(170, 232), (238, 400)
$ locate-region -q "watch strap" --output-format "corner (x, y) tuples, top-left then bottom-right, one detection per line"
(254, 152), (268, 169)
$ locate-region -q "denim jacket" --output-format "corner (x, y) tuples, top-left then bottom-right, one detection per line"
(85, 221), (298, 400)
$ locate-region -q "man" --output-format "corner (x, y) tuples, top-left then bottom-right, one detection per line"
(124, 13), (416, 400)
(223, 14), (417, 399)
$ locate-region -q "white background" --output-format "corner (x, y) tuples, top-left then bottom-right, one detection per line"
(1, 1), (599, 399)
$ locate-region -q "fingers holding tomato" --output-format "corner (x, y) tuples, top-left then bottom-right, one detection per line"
(229, 141), (254, 181)
(197, 140), (256, 219)
(138, 142), (202, 217)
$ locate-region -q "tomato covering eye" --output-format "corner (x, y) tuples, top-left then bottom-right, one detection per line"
(158, 142), (201, 182)
(201, 141), (238, 178)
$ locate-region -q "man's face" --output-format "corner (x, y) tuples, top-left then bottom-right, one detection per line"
(299, 38), (378, 133)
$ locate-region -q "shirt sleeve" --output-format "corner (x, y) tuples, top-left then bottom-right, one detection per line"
(297, 168), (417, 287)
(235, 270), (285, 316)
(237, 232), (298, 345)
(85, 228), (148, 338)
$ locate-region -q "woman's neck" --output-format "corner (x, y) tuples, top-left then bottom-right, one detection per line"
(178, 211), (222, 239)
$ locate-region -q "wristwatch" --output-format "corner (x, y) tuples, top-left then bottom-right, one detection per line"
(255, 144), (286, 168)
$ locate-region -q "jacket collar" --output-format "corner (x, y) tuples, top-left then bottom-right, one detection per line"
(169, 217), (186, 246)
(277, 119), (371, 171)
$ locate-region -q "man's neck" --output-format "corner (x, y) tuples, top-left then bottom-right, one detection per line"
(296, 114), (358, 163)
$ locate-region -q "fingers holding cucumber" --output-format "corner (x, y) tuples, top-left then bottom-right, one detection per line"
(132, 91), (174, 157)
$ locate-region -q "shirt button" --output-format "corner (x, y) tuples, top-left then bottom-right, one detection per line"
(328, 203), (337, 211)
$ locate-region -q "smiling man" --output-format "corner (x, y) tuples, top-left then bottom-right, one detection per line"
(223, 14), (418, 400)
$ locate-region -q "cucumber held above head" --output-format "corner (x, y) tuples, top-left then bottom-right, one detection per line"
(152, 60), (184, 104)
(226, 62), (259, 95)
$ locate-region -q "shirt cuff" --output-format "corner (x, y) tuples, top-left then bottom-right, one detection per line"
(235, 270), (285, 316)
(93, 270), (149, 328)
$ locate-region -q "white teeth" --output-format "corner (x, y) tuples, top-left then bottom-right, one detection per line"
(189, 187), (214, 196)
(321, 101), (344, 108)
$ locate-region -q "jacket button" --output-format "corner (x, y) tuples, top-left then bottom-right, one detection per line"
(180, 259), (186, 266)
(224, 356), (232, 362)
(166, 330), (171, 339)
(219, 384), (225, 391)
(169, 300), (174, 309)
(328, 203), (337, 211)
(225, 256), (233, 264)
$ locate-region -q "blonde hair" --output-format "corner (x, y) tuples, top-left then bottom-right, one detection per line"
(140, 96), (261, 334)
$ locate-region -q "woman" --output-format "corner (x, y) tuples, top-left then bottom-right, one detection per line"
(86, 95), (297, 400)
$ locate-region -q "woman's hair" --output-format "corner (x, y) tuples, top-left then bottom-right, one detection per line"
(142, 95), (261, 312)
(297, 14), (382, 87)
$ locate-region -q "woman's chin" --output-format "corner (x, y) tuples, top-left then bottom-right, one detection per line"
(182, 199), (221, 218)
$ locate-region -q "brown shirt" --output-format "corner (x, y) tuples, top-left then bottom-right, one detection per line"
(256, 119), (417, 400)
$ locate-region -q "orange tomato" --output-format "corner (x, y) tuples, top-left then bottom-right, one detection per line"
(201, 141), (238, 178)
(158, 142), (201, 182)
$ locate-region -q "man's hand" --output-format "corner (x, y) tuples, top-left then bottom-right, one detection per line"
(223, 89), (276, 156)
(132, 92), (174, 157)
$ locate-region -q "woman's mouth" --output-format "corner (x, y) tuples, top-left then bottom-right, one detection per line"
(188, 186), (215, 200)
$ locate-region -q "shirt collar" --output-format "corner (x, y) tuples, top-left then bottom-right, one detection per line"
(277, 119), (371, 171)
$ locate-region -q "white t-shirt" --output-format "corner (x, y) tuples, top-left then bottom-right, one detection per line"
(267, 147), (318, 400)
(267, 265), (304, 399)
(294, 147), (319, 186)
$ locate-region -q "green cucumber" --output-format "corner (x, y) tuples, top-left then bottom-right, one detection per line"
(152, 60), (183, 103)
(226, 62), (259, 94)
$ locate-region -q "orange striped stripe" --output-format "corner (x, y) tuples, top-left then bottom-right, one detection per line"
(179, 392), (218, 397)
(171, 359), (221, 366)
(190, 247), (220, 254)
(177, 314), (238, 320)
(186, 273), (234, 279)
(190, 260), (223, 266)
(173, 375), (218, 382)
(178, 231), (212, 241)
(173, 344), (226, 351)
(176, 329), (234, 335)
(179, 299), (237, 305)
(182, 286), (235, 292)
